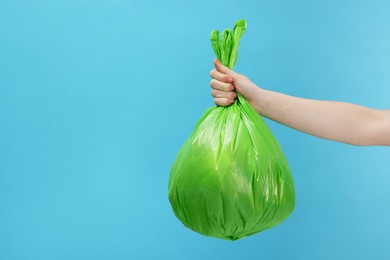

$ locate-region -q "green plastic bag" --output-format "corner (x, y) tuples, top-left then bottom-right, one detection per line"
(168, 20), (295, 241)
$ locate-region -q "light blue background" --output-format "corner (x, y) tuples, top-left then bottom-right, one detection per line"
(1, 0), (390, 259)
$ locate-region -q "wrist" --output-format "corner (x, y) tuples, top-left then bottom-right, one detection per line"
(249, 87), (269, 116)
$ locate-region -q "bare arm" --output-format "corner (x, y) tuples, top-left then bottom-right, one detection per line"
(252, 89), (390, 146)
(210, 59), (390, 146)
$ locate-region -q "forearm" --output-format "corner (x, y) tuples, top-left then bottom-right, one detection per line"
(251, 88), (386, 146)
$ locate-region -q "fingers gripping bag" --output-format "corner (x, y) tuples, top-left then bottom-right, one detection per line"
(168, 20), (295, 241)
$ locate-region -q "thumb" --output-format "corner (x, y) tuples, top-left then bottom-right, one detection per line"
(214, 58), (237, 77)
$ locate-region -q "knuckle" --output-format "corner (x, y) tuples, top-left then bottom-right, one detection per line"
(209, 69), (216, 78)
(210, 79), (215, 88)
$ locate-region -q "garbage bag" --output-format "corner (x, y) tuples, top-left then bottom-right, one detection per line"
(168, 20), (295, 241)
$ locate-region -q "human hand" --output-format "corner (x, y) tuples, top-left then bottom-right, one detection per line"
(209, 58), (260, 106)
